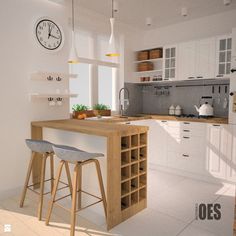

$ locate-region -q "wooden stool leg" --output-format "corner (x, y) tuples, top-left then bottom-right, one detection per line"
(70, 163), (79, 236)
(77, 164), (82, 209)
(94, 159), (107, 219)
(45, 161), (64, 226)
(65, 162), (73, 196)
(50, 154), (54, 194)
(20, 152), (35, 207)
(38, 155), (47, 221)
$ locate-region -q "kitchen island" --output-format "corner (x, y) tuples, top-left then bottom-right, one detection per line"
(31, 119), (149, 230)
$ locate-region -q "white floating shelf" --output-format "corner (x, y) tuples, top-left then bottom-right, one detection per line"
(134, 58), (163, 63)
(134, 69), (163, 74)
(30, 93), (78, 99)
(31, 71), (78, 81)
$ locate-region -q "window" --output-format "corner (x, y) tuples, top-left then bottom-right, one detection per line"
(69, 29), (120, 113)
(98, 66), (117, 110)
(69, 63), (91, 110)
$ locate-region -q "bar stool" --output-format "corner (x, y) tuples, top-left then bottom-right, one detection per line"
(20, 139), (72, 221)
(45, 145), (107, 236)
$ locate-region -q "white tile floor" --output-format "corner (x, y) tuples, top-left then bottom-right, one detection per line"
(0, 169), (235, 236)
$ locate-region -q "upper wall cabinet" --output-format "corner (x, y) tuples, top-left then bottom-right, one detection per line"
(163, 46), (177, 81)
(178, 38), (216, 81)
(178, 41), (197, 80)
(215, 35), (232, 78)
(195, 38), (216, 79)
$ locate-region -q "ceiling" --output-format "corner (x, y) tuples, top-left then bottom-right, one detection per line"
(77, 0), (236, 30)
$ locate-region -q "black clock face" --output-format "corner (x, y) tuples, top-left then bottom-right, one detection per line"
(35, 19), (63, 50)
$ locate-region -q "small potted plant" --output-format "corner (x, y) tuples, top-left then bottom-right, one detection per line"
(72, 104), (93, 119)
(93, 104), (111, 117)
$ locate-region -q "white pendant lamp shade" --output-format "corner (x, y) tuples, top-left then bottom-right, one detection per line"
(68, 31), (79, 64)
(106, 17), (120, 57)
(68, 0), (79, 64)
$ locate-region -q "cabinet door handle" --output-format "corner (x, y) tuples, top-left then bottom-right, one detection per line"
(184, 122), (190, 125)
(182, 154), (189, 157)
(183, 130), (190, 132)
(161, 120), (167, 123)
(188, 76), (195, 79)
(125, 122), (131, 125)
(231, 69), (236, 73)
(216, 74), (223, 77)
(213, 124), (221, 127)
(183, 136), (190, 139)
(197, 76), (203, 79)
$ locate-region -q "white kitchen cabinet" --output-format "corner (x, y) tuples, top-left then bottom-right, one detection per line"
(167, 122), (207, 175)
(195, 38), (216, 79)
(163, 46), (178, 81)
(129, 119), (168, 167)
(215, 35), (232, 78)
(178, 41), (197, 80)
(178, 38), (216, 80)
(226, 124), (236, 182)
(206, 124), (228, 179)
(129, 120), (234, 182)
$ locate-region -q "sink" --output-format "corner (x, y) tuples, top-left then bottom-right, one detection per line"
(85, 116), (114, 120)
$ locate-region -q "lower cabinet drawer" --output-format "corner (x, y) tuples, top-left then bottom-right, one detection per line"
(168, 135), (206, 153)
(167, 151), (207, 175)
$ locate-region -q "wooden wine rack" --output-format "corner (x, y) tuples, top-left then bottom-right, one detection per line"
(120, 132), (148, 220)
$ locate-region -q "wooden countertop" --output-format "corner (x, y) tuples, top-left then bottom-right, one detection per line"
(143, 114), (228, 124)
(88, 114), (228, 124)
(31, 119), (149, 137)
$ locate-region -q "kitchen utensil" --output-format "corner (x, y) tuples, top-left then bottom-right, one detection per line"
(223, 97), (228, 109)
(175, 105), (182, 116)
(169, 105), (175, 115)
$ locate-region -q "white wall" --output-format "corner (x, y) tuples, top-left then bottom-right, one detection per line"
(0, 0), (142, 198)
(143, 9), (236, 48)
(0, 0), (70, 198)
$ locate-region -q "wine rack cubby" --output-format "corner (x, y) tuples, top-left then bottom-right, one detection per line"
(120, 132), (148, 213)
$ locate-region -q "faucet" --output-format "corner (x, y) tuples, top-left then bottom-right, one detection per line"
(119, 87), (130, 117)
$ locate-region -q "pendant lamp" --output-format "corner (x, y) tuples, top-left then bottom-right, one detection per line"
(68, 0), (79, 63)
(106, 0), (120, 57)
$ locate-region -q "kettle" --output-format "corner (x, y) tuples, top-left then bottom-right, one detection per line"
(194, 96), (214, 117)
(194, 97), (214, 117)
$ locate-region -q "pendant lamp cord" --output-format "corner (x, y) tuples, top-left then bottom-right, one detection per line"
(111, 0), (114, 18)
(72, 0), (75, 31)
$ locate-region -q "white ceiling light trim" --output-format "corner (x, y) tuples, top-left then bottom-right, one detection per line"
(224, 0), (231, 6)
(68, 0), (79, 64)
(181, 7), (188, 17)
(146, 17), (152, 26)
(106, 0), (120, 57)
(113, 0), (119, 12)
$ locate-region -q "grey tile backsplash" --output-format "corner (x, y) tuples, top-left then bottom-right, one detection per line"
(125, 79), (229, 117)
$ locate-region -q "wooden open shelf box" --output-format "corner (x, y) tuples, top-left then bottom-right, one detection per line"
(120, 131), (148, 214)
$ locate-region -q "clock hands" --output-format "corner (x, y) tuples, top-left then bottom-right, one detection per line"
(50, 34), (60, 40)
(48, 23), (53, 39)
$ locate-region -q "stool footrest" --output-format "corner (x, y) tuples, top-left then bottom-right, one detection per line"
(52, 189), (103, 213)
(27, 179), (70, 196)
(76, 199), (103, 212)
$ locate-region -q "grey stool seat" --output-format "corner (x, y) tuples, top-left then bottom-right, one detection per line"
(25, 139), (53, 153)
(20, 139), (56, 221)
(53, 144), (104, 162)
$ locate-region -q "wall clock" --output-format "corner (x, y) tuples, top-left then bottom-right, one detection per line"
(35, 18), (64, 51)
